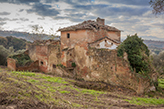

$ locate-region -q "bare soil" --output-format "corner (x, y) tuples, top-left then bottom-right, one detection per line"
(0, 66), (164, 109)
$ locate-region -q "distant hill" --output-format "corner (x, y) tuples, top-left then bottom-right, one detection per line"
(0, 36), (27, 51)
(143, 40), (164, 54)
(144, 40), (164, 49)
(0, 30), (59, 41)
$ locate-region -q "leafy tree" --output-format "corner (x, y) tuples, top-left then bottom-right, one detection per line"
(6, 36), (27, 51)
(0, 45), (26, 65)
(0, 45), (9, 65)
(117, 34), (150, 73)
(0, 36), (27, 51)
(0, 36), (8, 47)
(150, 0), (164, 15)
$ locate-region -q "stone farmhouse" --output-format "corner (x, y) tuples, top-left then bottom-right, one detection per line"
(7, 18), (157, 94)
(58, 17), (121, 67)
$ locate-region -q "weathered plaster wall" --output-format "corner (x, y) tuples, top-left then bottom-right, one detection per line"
(86, 29), (121, 43)
(86, 29), (107, 42)
(26, 44), (37, 61)
(26, 43), (61, 73)
(60, 29), (121, 50)
(89, 37), (119, 49)
(35, 45), (49, 73)
(73, 48), (153, 94)
(48, 45), (61, 72)
(107, 31), (120, 41)
(60, 30), (88, 49)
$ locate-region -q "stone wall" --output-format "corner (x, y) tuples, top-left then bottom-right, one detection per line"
(60, 29), (121, 50)
(48, 45), (61, 72)
(16, 60), (39, 72)
(7, 58), (16, 71)
(7, 57), (39, 72)
(73, 48), (154, 94)
(26, 42), (61, 73)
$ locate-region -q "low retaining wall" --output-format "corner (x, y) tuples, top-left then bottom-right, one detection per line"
(7, 58), (39, 72)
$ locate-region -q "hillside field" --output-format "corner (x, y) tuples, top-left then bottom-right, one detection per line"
(0, 66), (164, 109)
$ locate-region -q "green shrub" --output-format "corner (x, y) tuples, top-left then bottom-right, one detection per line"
(117, 34), (150, 73)
(72, 62), (76, 67)
(9, 53), (33, 67)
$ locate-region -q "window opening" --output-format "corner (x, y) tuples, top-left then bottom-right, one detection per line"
(41, 61), (43, 65)
(67, 33), (70, 38)
(53, 64), (56, 68)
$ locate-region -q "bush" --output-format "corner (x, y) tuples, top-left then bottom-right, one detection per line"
(0, 45), (10, 65)
(117, 34), (150, 73)
(9, 53), (32, 67)
(72, 62), (76, 67)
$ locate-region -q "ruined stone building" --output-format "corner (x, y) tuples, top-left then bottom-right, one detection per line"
(7, 18), (157, 94)
(22, 18), (121, 73)
(58, 17), (121, 67)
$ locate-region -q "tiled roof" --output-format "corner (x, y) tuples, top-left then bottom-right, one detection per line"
(57, 19), (120, 32)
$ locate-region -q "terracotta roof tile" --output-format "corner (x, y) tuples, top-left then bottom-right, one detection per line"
(57, 19), (120, 32)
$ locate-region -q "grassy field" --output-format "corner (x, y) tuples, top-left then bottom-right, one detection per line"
(0, 67), (164, 108)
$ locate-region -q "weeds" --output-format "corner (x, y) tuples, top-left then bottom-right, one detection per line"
(11, 71), (36, 77)
(60, 91), (70, 94)
(27, 79), (39, 83)
(41, 76), (67, 84)
(81, 89), (105, 95)
(126, 97), (164, 105)
(158, 79), (164, 89)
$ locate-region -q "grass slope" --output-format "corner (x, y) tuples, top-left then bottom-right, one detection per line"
(0, 67), (164, 108)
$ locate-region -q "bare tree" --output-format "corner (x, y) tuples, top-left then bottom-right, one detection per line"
(29, 25), (45, 41)
(150, 0), (164, 15)
(29, 25), (60, 41)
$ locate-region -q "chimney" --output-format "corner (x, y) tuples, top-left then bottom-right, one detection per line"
(96, 17), (105, 25)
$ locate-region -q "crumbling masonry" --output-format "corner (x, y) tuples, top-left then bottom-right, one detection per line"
(7, 18), (157, 94)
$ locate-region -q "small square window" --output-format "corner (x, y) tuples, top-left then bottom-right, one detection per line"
(53, 64), (56, 69)
(41, 61), (43, 65)
(67, 33), (70, 38)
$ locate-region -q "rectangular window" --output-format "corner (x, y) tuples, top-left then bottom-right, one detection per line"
(67, 33), (70, 38)
(53, 64), (56, 69)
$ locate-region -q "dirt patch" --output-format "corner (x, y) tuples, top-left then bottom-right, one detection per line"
(74, 80), (136, 96)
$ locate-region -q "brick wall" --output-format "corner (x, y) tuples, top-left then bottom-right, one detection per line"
(7, 58), (16, 71)
(26, 43), (61, 73)
(73, 48), (155, 94)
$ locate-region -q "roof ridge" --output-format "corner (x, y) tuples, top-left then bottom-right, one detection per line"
(57, 19), (120, 32)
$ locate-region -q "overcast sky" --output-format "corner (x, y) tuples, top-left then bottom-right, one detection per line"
(0, 0), (164, 40)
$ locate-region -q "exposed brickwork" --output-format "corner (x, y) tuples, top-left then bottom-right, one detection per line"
(6, 18), (157, 94)
(17, 60), (39, 72)
(72, 48), (155, 94)
(26, 40), (61, 73)
(7, 58), (16, 71)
